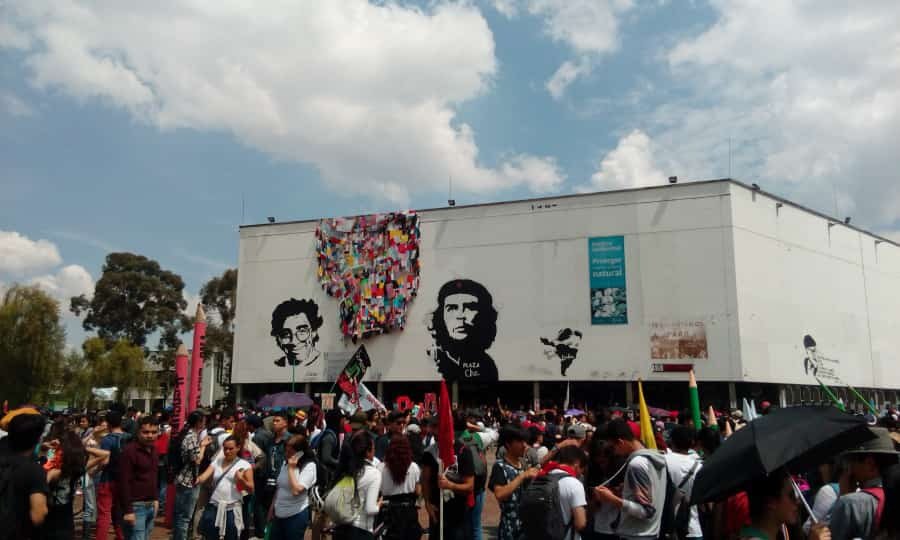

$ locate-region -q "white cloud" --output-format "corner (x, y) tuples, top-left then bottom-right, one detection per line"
(526, 0), (634, 98)
(28, 264), (94, 304)
(2, 1), (563, 203)
(651, 1), (900, 227)
(0, 230), (62, 275)
(0, 92), (35, 117)
(546, 57), (592, 100)
(583, 129), (666, 191)
(499, 154), (566, 193)
(491, 0), (519, 18)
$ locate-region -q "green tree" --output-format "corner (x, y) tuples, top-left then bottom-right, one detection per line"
(70, 252), (189, 349)
(0, 285), (66, 406)
(199, 268), (237, 361)
(80, 337), (148, 400)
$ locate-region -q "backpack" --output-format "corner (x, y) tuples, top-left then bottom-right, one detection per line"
(861, 487), (885, 531)
(311, 429), (338, 503)
(666, 459), (700, 540)
(323, 474), (361, 525)
(657, 466), (679, 540)
(520, 471), (572, 540)
(0, 456), (16, 540)
(461, 433), (487, 478)
(166, 429), (188, 481)
(101, 432), (129, 480)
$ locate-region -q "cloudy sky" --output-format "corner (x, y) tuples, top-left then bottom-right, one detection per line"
(2, 1), (899, 346)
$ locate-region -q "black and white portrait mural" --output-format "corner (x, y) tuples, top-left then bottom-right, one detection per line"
(540, 328), (583, 376)
(271, 298), (324, 369)
(427, 279), (499, 382)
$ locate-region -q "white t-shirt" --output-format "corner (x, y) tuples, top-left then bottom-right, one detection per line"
(350, 462), (383, 532)
(274, 461), (317, 518)
(665, 452), (703, 538)
(378, 461), (420, 496)
(210, 457), (252, 505)
(549, 470), (587, 540)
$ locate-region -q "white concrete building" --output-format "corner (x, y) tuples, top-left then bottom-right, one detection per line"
(232, 179), (900, 411)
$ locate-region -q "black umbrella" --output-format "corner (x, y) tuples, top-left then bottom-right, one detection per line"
(257, 392), (314, 409)
(691, 405), (875, 504)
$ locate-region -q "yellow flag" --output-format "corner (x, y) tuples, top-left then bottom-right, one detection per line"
(638, 379), (657, 450)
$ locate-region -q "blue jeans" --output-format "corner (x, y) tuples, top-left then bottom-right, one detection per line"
(122, 501), (155, 540)
(82, 474), (97, 525)
(270, 507), (310, 540)
(465, 491), (484, 540)
(173, 484), (200, 540)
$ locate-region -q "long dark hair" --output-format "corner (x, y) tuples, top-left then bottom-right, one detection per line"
(338, 430), (374, 480)
(385, 435), (413, 485)
(58, 430), (87, 480)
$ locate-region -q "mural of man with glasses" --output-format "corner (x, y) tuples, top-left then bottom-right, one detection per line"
(271, 298), (324, 368)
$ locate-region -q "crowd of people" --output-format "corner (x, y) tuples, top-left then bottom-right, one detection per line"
(0, 398), (899, 540)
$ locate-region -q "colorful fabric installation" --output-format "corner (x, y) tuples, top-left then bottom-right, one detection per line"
(316, 211), (421, 340)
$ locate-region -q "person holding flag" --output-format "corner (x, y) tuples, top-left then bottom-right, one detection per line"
(419, 380), (475, 540)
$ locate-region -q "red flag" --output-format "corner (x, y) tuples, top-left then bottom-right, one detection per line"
(437, 379), (456, 468)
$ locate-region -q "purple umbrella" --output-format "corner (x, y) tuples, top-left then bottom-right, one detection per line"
(258, 392), (313, 409)
(565, 408), (585, 416)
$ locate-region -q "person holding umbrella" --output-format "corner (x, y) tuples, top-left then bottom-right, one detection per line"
(829, 427), (899, 540)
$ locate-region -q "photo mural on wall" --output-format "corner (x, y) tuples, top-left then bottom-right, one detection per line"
(271, 298), (324, 369)
(540, 328), (584, 376)
(427, 279), (499, 382)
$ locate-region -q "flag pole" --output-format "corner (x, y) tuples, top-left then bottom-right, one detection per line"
(439, 458), (444, 540)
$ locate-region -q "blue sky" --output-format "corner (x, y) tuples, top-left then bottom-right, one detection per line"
(2, 1), (899, 347)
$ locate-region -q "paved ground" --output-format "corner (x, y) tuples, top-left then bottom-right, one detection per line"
(77, 455), (501, 539)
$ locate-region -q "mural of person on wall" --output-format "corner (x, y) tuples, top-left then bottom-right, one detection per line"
(271, 298), (324, 368)
(540, 328), (584, 376)
(427, 279), (499, 382)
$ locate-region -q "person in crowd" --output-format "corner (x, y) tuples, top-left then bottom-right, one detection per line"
(876, 464), (900, 539)
(379, 435), (422, 540)
(247, 414), (272, 538)
(269, 433), (317, 540)
(310, 408), (345, 540)
(216, 420), (261, 540)
(1, 411), (49, 539)
(524, 426), (548, 469)
(593, 418), (668, 540)
(420, 418), (435, 450)
(544, 445), (589, 540)
(665, 425), (704, 540)
(42, 428), (91, 540)
(195, 436), (254, 540)
(741, 468), (830, 540)
(173, 411), (212, 540)
(256, 410), (291, 536)
(307, 404), (324, 441)
(96, 411), (129, 540)
(424, 411), (475, 540)
(155, 411), (170, 510)
(803, 459), (844, 535)
(830, 427), (899, 539)
(489, 426), (539, 540)
(333, 430), (382, 540)
(375, 411), (407, 461)
(460, 411), (489, 540)
(119, 416), (160, 540)
(405, 421), (425, 463)
(585, 428), (622, 540)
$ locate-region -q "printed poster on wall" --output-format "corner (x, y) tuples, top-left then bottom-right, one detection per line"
(589, 236), (628, 325)
(650, 321), (708, 360)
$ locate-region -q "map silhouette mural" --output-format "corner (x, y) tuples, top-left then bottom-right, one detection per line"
(540, 328), (584, 376)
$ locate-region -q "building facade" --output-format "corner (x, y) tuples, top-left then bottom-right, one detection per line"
(232, 180), (900, 410)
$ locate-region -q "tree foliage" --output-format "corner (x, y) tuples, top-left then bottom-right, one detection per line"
(199, 268), (237, 362)
(71, 252), (189, 348)
(0, 285), (66, 406)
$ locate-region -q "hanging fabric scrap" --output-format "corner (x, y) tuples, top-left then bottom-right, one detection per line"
(316, 211), (421, 340)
